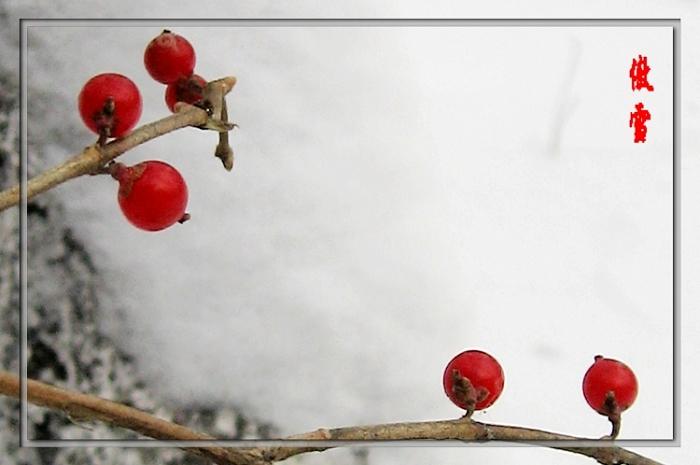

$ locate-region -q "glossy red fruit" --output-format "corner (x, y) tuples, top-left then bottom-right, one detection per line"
(113, 161), (188, 231)
(443, 350), (505, 411)
(165, 74), (207, 112)
(582, 355), (638, 415)
(144, 30), (196, 84)
(78, 73), (142, 138)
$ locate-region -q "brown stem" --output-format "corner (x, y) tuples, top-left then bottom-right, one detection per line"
(451, 369), (478, 418)
(0, 371), (665, 465)
(204, 77), (234, 121)
(264, 422), (665, 465)
(0, 371), (265, 465)
(214, 96), (235, 171)
(96, 96), (115, 146)
(601, 391), (622, 440)
(0, 76), (237, 213)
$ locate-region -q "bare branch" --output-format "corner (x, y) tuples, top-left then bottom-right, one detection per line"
(262, 422), (664, 465)
(0, 371), (265, 465)
(0, 371), (665, 465)
(214, 97), (235, 170)
(205, 76), (236, 122)
(0, 76), (238, 213)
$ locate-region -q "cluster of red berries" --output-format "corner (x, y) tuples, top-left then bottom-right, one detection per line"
(77, 30), (205, 231)
(443, 350), (638, 435)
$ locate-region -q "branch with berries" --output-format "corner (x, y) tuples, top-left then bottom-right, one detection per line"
(0, 30), (670, 465)
(0, 31), (236, 230)
(0, 363), (663, 465)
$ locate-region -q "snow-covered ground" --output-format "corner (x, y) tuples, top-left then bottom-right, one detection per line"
(9, 1), (700, 464)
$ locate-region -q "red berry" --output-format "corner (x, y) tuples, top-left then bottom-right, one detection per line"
(78, 73), (142, 138)
(113, 161), (188, 231)
(144, 30), (196, 84)
(165, 74), (207, 112)
(443, 350), (505, 411)
(582, 355), (638, 415)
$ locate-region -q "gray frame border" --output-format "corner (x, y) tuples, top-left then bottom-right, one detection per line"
(19, 17), (680, 449)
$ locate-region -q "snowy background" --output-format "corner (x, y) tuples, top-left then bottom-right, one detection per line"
(8, 1), (700, 465)
(27, 23), (675, 436)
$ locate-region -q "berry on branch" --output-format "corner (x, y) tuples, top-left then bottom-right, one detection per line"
(443, 349), (505, 417)
(144, 30), (196, 84)
(111, 160), (189, 231)
(165, 74), (207, 112)
(582, 355), (638, 439)
(78, 73), (142, 139)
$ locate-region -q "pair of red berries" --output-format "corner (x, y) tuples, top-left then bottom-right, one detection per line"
(443, 350), (638, 421)
(144, 30), (208, 112)
(77, 30), (202, 231)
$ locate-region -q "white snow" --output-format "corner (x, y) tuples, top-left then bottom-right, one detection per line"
(12, 1), (700, 464)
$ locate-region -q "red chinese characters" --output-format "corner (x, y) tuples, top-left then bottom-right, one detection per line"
(630, 55), (655, 91)
(629, 102), (651, 143)
(629, 55), (654, 143)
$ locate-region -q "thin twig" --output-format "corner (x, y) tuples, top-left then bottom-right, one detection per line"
(0, 371), (265, 465)
(262, 422), (665, 465)
(0, 76), (237, 213)
(0, 371), (666, 465)
(214, 97), (235, 170)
